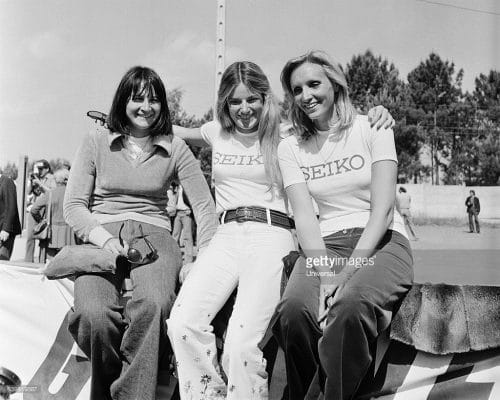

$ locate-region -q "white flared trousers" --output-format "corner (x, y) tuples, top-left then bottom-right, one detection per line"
(167, 221), (296, 400)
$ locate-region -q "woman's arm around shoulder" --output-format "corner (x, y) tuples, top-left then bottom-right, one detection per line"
(172, 125), (209, 148)
(367, 105), (395, 130)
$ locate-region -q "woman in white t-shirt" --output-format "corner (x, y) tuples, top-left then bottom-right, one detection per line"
(275, 51), (414, 400)
(166, 61), (394, 399)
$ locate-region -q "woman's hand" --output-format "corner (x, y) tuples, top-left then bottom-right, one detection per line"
(0, 230), (10, 242)
(367, 105), (395, 130)
(318, 282), (337, 329)
(103, 237), (128, 256)
(179, 262), (194, 284)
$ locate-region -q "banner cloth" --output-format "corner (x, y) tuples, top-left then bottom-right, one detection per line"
(1, 263), (499, 399)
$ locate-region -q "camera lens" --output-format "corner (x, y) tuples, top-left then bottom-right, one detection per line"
(127, 248), (141, 263)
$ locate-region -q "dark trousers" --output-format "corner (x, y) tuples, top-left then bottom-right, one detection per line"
(274, 229), (413, 400)
(468, 212), (480, 233)
(24, 212), (36, 262)
(68, 220), (182, 400)
(0, 235), (16, 260)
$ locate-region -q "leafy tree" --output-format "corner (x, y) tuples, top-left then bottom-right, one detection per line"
(407, 53), (464, 184)
(473, 70), (500, 123)
(345, 51), (427, 182)
(168, 88), (213, 184)
(346, 50), (403, 111)
(444, 70), (500, 185)
(477, 131), (500, 185)
(0, 162), (18, 180)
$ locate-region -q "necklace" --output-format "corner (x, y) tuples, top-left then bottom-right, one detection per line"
(125, 135), (152, 160)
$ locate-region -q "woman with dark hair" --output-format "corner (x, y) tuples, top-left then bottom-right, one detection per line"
(166, 61), (394, 399)
(64, 66), (218, 400)
(275, 51), (414, 400)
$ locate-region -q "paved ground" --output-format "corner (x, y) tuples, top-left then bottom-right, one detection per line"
(11, 223), (499, 284)
(7, 224), (499, 398)
(268, 224), (500, 398)
(409, 224), (499, 285)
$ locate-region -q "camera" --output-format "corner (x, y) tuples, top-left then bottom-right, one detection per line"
(29, 173), (42, 196)
(0, 366), (20, 400)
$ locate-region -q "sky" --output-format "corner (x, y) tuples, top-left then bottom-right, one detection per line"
(1, 0), (499, 165)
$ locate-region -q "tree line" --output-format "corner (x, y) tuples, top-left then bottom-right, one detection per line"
(2, 51), (499, 186)
(344, 50), (499, 186)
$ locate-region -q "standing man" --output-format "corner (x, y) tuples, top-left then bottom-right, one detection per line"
(465, 190), (481, 233)
(0, 172), (22, 260)
(171, 183), (194, 264)
(396, 186), (418, 240)
(24, 159), (56, 262)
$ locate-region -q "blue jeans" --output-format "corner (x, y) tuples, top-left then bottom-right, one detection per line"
(468, 211), (480, 233)
(274, 228), (413, 400)
(24, 212), (37, 262)
(68, 220), (182, 400)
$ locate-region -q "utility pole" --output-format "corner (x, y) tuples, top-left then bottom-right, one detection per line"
(214, 0), (226, 117)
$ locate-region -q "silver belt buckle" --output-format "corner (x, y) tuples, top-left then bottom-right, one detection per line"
(235, 208), (251, 222)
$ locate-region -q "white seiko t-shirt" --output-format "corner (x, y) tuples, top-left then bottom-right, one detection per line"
(277, 115), (407, 238)
(200, 120), (287, 215)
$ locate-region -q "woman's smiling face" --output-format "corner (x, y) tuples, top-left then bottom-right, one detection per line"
(125, 85), (161, 136)
(227, 83), (264, 134)
(290, 62), (336, 130)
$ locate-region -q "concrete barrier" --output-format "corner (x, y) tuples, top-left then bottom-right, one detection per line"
(397, 184), (500, 221)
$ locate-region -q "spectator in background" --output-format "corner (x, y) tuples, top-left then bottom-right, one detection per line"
(24, 159), (56, 262)
(166, 182), (179, 226)
(0, 173), (22, 261)
(465, 190), (480, 233)
(31, 169), (76, 261)
(396, 186), (418, 241)
(171, 183), (194, 264)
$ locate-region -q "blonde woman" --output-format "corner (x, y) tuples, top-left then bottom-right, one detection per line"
(275, 51), (413, 400)
(167, 60), (393, 399)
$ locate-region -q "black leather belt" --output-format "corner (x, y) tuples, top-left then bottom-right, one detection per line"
(221, 207), (295, 230)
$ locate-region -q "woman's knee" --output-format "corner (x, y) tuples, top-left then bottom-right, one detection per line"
(274, 295), (318, 342)
(129, 293), (175, 323)
(327, 291), (377, 337)
(166, 308), (188, 336)
(69, 302), (123, 338)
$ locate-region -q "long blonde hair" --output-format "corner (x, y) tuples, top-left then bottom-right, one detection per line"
(281, 50), (357, 141)
(217, 61), (282, 191)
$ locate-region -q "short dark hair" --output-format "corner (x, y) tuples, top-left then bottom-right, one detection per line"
(107, 66), (172, 137)
(470, 190), (475, 195)
(399, 186), (407, 193)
